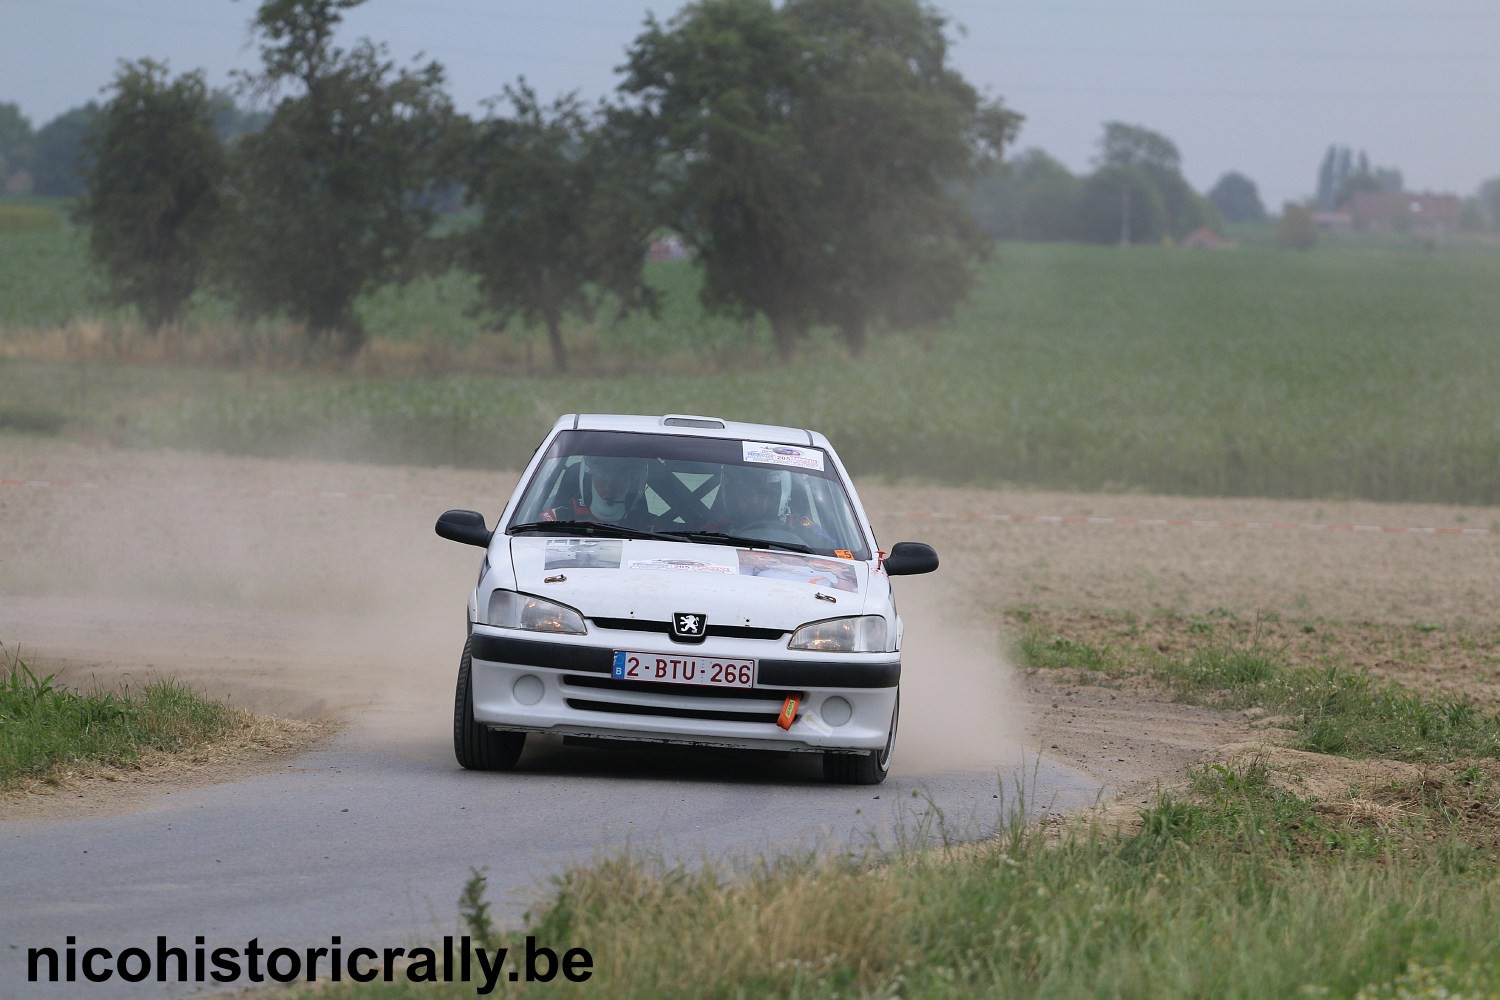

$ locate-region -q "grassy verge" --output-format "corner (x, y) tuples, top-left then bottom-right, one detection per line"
(1013, 608), (1500, 763)
(0, 645), (244, 789)
(276, 616), (1500, 999)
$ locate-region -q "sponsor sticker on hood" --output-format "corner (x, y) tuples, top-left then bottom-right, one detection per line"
(544, 538), (623, 570)
(628, 558), (739, 575)
(737, 551), (858, 592)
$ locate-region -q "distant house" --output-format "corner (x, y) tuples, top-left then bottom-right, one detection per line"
(1311, 210), (1353, 231)
(2, 168), (32, 195)
(1348, 191), (1461, 234)
(646, 235), (688, 261)
(1181, 226), (1232, 249)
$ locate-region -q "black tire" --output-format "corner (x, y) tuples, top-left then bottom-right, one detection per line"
(453, 638), (525, 771)
(823, 693), (897, 785)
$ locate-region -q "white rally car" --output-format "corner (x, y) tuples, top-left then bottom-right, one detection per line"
(435, 413), (938, 784)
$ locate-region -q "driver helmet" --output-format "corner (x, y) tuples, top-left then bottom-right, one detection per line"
(719, 464), (783, 526)
(585, 456), (648, 522)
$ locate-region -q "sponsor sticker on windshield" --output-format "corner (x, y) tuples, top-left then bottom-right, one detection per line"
(742, 442), (825, 471)
(628, 558), (738, 575)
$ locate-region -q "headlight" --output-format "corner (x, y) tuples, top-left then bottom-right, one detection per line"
(486, 590), (587, 635)
(788, 615), (890, 653)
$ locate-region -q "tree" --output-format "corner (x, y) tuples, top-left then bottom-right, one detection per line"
(1316, 145), (1337, 211)
(1476, 177), (1500, 232)
(970, 148), (1081, 242)
(208, 89), (270, 142)
(0, 103), (35, 184)
(31, 103), (99, 196)
(452, 83), (657, 372)
(619, 0), (1015, 359)
(214, 0), (453, 355)
(1314, 144), (1403, 210)
(619, 0), (822, 361)
(784, 0), (1020, 355)
(1095, 121), (1181, 173)
(1207, 171), (1266, 224)
(1080, 122), (1216, 244)
(1076, 164), (1168, 245)
(1335, 165), (1402, 208)
(75, 60), (225, 331)
(1276, 202), (1317, 250)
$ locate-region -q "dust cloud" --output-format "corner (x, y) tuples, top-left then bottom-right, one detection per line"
(0, 439), (497, 759)
(2, 437), (1030, 783)
(887, 566), (1031, 778)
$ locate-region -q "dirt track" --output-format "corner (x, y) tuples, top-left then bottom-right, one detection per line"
(5, 436), (1500, 815)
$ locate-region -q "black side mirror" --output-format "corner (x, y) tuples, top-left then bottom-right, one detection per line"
(436, 509), (492, 547)
(884, 541), (938, 576)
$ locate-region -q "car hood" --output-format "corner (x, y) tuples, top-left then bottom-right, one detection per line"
(506, 536), (874, 630)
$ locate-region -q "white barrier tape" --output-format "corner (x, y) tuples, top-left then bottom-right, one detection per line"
(880, 510), (1497, 536)
(1, 477), (505, 507)
(5, 477), (1495, 537)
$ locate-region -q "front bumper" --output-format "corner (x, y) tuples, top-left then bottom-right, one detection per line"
(468, 628), (899, 753)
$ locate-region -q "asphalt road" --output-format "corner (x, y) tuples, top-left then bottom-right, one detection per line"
(1, 707), (1101, 998)
(0, 443), (1101, 998)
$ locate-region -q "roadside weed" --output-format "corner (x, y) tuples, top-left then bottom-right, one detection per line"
(0, 644), (241, 787)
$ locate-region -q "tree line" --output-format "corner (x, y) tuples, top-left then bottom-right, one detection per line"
(17, 0), (1493, 369)
(26, 0), (1027, 370)
(970, 123), (1251, 244)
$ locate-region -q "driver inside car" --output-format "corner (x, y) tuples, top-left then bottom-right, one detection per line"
(542, 456), (657, 530)
(715, 464), (784, 531)
(708, 465), (836, 548)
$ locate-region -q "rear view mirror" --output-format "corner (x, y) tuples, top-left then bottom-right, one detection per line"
(884, 541), (938, 576)
(435, 509), (492, 547)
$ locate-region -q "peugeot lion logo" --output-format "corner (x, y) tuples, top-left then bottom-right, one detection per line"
(672, 611), (707, 642)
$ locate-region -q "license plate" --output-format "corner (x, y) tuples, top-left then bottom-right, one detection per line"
(611, 650), (756, 688)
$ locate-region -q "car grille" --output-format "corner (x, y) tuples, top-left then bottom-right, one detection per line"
(560, 673), (793, 724)
(589, 617), (787, 641)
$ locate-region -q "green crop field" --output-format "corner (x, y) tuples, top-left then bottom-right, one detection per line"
(4, 223), (1500, 505)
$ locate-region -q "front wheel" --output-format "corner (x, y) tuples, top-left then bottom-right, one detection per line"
(453, 637), (525, 771)
(823, 693), (897, 785)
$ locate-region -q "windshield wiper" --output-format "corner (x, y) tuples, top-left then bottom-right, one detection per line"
(509, 521), (675, 541)
(658, 530), (812, 554)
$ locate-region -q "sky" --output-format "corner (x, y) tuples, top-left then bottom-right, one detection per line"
(3, 0), (1497, 210)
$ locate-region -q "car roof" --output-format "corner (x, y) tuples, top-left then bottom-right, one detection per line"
(560, 413), (824, 448)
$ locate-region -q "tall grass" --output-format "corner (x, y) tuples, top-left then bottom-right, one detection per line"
(290, 617), (1500, 999)
(6, 228), (1500, 504)
(294, 773), (1500, 999)
(500, 830), (1500, 999)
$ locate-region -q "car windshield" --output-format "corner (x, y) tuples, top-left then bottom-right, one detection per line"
(508, 430), (871, 560)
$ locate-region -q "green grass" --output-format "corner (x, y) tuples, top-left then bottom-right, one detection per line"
(0, 228), (98, 328)
(282, 622), (1500, 999)
(0, 647), (241, 787)
(1016, 633), (1121, 675)
(0, 203), (63, 234)
(0, 401), (66, 433)
(292, 776), (1500, 999)
(5, 232), (1500, 503)
(10, 219), (1500, 995)
(1019, 624), (1500, 766)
